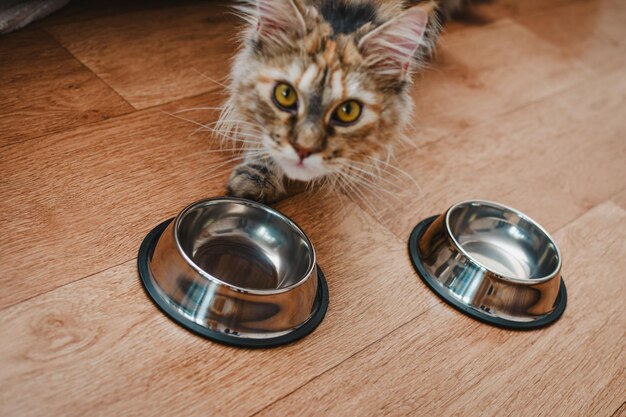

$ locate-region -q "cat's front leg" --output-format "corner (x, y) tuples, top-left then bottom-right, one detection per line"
(226, 156), (285, 204)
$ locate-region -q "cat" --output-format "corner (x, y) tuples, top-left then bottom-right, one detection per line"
(217, 0), (463, 203)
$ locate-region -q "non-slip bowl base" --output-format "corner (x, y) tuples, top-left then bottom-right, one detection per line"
(138, 219), (329, 348)
(409, 215), (567, 330)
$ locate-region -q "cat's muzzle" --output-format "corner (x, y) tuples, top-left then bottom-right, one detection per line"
(409, 200), (567, 330)
(138, 197), (328, 348)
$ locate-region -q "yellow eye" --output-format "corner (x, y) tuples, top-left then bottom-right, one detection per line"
(273, 83), (298, 111)
(333, 100), (362, 125)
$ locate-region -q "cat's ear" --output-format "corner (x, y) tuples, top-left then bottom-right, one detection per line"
(358, 4), (431, 79)
(254, 0), (307, 43)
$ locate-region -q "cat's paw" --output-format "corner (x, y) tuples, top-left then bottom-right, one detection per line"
(226, 162), (284, 204)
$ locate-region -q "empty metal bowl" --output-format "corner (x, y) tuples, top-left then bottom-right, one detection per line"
(137, 197), (328, 347)
(409, 200), (566, 329)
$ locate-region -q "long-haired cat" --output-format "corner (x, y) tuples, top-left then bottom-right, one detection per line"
(218, 0), (461, 203)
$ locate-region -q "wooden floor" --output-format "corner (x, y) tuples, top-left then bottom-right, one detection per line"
(1, 0), (625, 415)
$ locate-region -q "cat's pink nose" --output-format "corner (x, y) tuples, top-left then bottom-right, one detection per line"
(293, 143), (314, 161)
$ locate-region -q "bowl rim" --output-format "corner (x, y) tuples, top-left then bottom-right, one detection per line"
(172, 196), (317, 295)
(408, 214), (567, 330)
(444, 199), (562, 284)
(139, 218), (330, 347)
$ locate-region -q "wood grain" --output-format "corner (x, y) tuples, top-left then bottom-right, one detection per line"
(34, 0), (206, 28)
(355, 66), (626, 241)
(257, 202), (626, 417)
(0, 191), (435, 417)
(410, 18), (588, 139)
(0, 28), (132, 146)
(613, 188), (626, 211)
(461, 0), (626, 72)
(612, 402), (626, 417)
(508, 0), (626, 72)
(45, 2), (238, 109)
(0, 93), (233, 310)
(0, 0), (625, 416)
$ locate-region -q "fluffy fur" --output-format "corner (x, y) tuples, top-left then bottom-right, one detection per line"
(217, 0), (453, 203)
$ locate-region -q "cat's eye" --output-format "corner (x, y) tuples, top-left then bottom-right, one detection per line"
(273, 83), (298, 111)
(332, 100), (362, 125)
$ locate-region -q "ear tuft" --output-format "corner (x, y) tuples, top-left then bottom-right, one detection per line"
(255, 0), (306, 43)
(358, 6), (430, 79)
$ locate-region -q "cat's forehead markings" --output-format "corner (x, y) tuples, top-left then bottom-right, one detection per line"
(298, 63), (320, 92)
(286, 62), (304, 82)
(322, 39), (337, 67)
(330, 69), (344, 99)
(341, 71), (348, 100)
(256, 75), (270, 85)
(261, 62), (303, 84)
(345, 73), (378, 105)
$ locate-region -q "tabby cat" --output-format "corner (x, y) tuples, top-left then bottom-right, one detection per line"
(218, 0), (462, 203)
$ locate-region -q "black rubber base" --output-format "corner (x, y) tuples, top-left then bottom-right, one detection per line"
(138, 219), (329, 348)
(409, 215), (567, 330)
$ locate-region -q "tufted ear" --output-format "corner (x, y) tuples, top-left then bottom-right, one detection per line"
(358, 5), (430, 79)
(254, 0), (307, 43)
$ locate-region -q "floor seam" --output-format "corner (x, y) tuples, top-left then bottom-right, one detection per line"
(0, 85), (224, 150)
(43, 27), (135, 109)
(0, 257), (133, 313)
(348, 69), (606, 242)
(550, 197), (626, 236)
(44, 27), (226, 112)
(248, 306), (436, 416)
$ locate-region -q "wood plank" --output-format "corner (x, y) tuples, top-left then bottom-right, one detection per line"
(613, 188), (626, 211)
(257, 202), (626, 417)
(353, 66), (626, 242)
(611, 402), (626, 417)
(0, 1), (623, 416)
(45, 2), (238, 109)
(0, 191), (435, 417)
(508, 0), (626, 72)
(411, 18), (588, 140)
(0, 28), (132, 146)
(0, 93), (234, 310)
(469, 0), (598, 20)
(34, 0), (205, 28)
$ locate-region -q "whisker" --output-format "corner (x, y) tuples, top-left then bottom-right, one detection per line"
(201, 153), (269, 183)
(335, 176), (366, 212)
(338, 169), (403, 203)
(328, 175), (348, 214)
(194, 129), (260, 145)
(365, 156), (422, 195)
(163, 111), (264, 148)
(202, 144), (265, 155)
(341, 161), (406, 193)
(204, 119), (264, 130)
(204, 151), (269, 174)
(335, 173), (380, 216)
(192, 68), (231, 90)
(336, 170), (397, 210)
(397, 131), (418, 149)
(338, 161), (407, 194)
(207, 129), (265, 140)
(173, 106), (225, 114)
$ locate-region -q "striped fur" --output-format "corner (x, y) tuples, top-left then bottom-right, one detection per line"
(219, 0), (454, 203)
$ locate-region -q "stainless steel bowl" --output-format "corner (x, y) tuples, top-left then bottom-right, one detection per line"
(409, 200), (566, 329)
(138, 197), (328, 347)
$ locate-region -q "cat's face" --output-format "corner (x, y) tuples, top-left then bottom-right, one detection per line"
(224, 0), (429, 182)
(240, 37), (409, 182)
